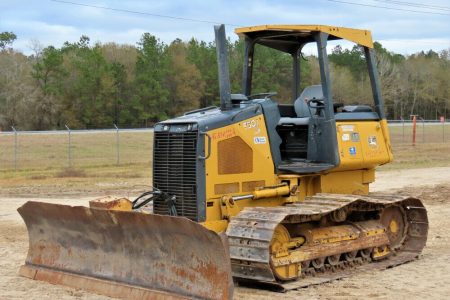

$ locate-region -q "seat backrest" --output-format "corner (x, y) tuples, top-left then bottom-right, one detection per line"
(294, 85), (323, 117)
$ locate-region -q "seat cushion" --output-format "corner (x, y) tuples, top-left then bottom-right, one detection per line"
(294, 85), (323, 117)
(278, 117), (310, 126)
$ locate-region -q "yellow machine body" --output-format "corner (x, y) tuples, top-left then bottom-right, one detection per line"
(202, 116), (393, 232)
(235, 24), (374, 48)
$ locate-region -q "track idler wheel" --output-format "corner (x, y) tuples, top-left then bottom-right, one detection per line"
(380, 206), (407, 249)
(270, 224), (304, 280)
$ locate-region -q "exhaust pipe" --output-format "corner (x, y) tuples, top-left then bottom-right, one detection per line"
(214, 24), (232, 111)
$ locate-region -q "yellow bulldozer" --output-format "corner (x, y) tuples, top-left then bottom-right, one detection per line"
(18, 24), (428, 300)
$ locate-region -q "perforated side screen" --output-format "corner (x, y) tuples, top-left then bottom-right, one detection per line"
(218, 136), (253, 174)
(214, 182), (239, 194)
(242, 180), (265, 192)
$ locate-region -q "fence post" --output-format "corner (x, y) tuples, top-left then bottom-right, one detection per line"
(419, 117), (425, 143)
(443, 120), (446, 143)
(402, 119), (405, 143)
(65, 124), (72, 168)
(11, 126), (17, 171)
(114, 124), (120, 165)
(411, 115), (417, 146)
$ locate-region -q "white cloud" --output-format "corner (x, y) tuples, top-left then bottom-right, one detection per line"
(378, 39), (450, 55)
(2, 20), (79, 53)
(1, 0), (449, 55)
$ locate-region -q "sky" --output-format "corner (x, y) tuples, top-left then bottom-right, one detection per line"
(1, 0), (449, 56)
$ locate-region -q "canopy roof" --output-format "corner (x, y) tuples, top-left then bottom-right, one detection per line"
(235, 25), (373, 53)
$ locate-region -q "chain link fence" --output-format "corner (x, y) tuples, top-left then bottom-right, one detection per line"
(388, 120), (450, 145)
(0, 127), (153, 172)
(0, 122), (449, 173)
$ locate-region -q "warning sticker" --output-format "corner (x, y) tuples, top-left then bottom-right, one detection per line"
(349, 147), (357, 156)
(368, 136), (378, 147)
(340, 125), (355, 132)
(342, 133), (350, 141)
(254, 137), (267, 144)
(351, 132), (360, 142)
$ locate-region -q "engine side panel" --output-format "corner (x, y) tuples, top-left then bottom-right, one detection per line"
(204, 115), (285, 230)
(334, 120), (393, 171)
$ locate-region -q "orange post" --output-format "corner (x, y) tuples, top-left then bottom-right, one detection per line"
(412, 115), (417, 146)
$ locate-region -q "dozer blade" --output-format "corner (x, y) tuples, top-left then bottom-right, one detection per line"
(18, 201), (233, 300)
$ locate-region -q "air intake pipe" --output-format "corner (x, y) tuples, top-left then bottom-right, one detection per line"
(214, 24), (232, 111)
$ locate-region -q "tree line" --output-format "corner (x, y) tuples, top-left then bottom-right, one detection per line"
(0, 31), (449, 130)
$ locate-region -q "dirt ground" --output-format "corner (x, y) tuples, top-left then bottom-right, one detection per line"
(1, 167), (450, 299)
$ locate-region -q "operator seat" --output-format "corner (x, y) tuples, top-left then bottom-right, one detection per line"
(278, 85), (323, 125)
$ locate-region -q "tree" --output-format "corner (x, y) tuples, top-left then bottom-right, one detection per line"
(251, 44), (292, 102)
(58, 36), (118, 128)
(0, 51), (36, 129)
(186, 39), (219, 107)
(373, 43), (403, 119)
(1, 32), (450, 130)
(0, 31), (17, 50)
(32, 46), (66, 94)
(132, 33), (169, 124)
(228, 38), (244, 94)
(30, 46), (67, 129)
(166, 40), (205, 116)
(329, 45), (366, 79)
(101, 43), (138, 125)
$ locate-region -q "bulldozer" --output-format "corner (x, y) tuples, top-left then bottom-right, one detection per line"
(18, 24), (428, 300)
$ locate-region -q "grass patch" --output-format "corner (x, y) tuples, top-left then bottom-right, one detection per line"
(388, 124), (450, 144)
(113, 173), (143, 179)
(55, 168), (87, 178)
(29, 174), (47, 180)
(0, 131), (153, 172)
(380, 142), (450, 170)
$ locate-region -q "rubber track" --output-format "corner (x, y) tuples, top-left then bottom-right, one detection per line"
(226, 193), (428, 291)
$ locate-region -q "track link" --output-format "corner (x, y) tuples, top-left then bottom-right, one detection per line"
(226, 193), (428, 291)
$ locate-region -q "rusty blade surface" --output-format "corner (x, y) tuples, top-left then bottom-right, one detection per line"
(18, 201), (233, 300)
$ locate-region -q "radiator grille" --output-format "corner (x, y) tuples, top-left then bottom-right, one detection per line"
(153, 130), (198, 221)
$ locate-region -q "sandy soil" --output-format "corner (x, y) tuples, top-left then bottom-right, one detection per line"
(1, 168), (450, 299)
(372, 166), (450, 192)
